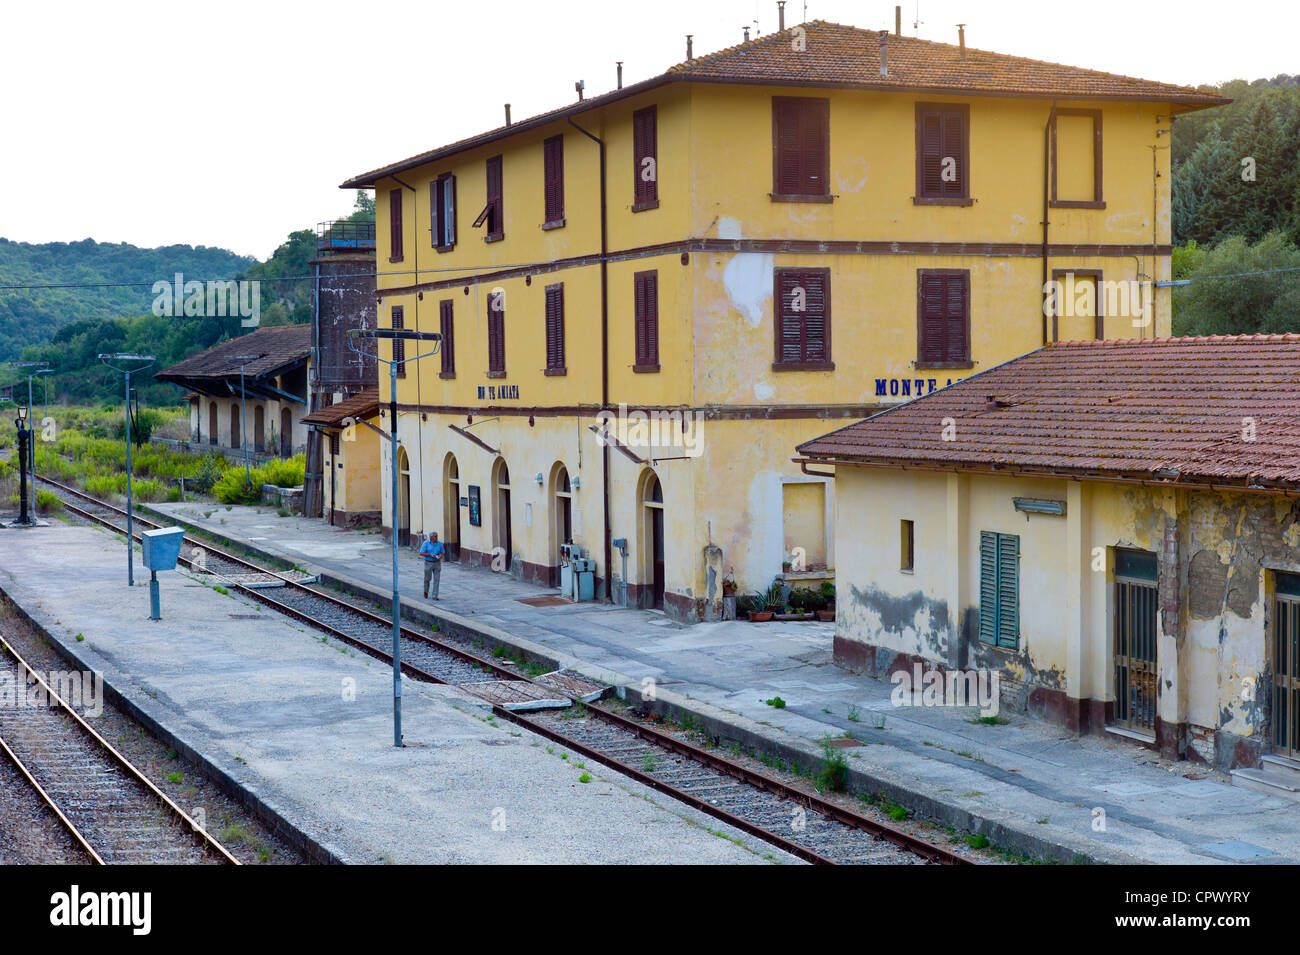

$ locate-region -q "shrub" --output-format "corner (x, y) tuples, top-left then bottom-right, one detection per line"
(213, 465), (262, 505)
(188, 456), (225, 494)
(262, 455), (305, 488)
(34, 488), (63, 513)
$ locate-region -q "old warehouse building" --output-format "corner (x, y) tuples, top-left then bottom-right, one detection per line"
(798, 335), (1300, 780)
(341, 19), (1223, 620)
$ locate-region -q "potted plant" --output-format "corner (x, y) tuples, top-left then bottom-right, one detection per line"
(780, 587), (818, 621)
(782, 560), (793, 574)
(761, 580), (787, 619)
(742, 593), (772, 622)
(817, 580), (836, 622)
(721, 570), (739, 620)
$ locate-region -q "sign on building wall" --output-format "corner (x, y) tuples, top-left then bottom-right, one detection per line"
(468, 485), (482, 526)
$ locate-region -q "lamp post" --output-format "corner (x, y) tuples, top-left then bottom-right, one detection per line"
(99, 354), (156, 586)
(12, 403), (31, 526)
(8, 363), (50, 494)
(346, 327), (441, 747)
(227, 356), (259, 489)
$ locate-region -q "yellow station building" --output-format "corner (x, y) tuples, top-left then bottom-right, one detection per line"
(341, 19), (1224, 620)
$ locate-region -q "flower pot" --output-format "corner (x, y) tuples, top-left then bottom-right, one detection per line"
(816, 610), (836, 622)
(775, 612), (814, 621)
(749, 610), (773, 622)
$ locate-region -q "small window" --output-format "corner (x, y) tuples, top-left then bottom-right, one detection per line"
(979, 531), (1019, 649)
(545, 283), (566, 374)
(901, 520), (914, 572)
(915, 103), (970, 204)
(487, 294), (505, 376)
(439, 299), (455, 377)
(633, 270), (659, 372)
(543, 136), (564, 226)
(917, 269), (970, 368)
(773, 268), (832, 370)
(431, 173), (456, 250)
(391, 305), (406, 378)
(772, 97), (830, 200)
(389, 188), (404, 261)
(633, 105), (658, 210)
(1050, 109), (1103, 208)
(329, 432), (340, 456)
(484, 155), (504, 241)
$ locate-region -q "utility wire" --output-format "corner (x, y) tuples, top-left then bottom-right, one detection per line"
(1156, 264), (1300, 287)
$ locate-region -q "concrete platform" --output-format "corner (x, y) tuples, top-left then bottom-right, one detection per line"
(145, 499), (1300, 865)
(0, 523), (790, 865)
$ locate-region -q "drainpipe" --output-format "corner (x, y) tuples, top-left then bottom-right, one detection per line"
(392, 174), (426, 537)
(1041, 101), (1058, 345)
(567, 116), (613, 603)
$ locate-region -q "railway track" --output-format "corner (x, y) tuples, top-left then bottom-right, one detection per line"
(35, 473), (974, 866)
(0, 634), (238, 865)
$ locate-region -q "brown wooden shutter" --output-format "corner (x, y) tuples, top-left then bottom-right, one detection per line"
(773, 98), (829, 197)
(919, 112), (944, 198)
(634, 270), (659, 369)
(488, 299), (505, 373)
(389, 188), (404, 260)
(917, 105), (968, 200)
(391, 305), (406, 377)
(486, 156), (503, 237)
(633, 106), (658, 205)
(544, 284), (565, 370)
(774, 269), (830, 364)
(918, 271), (969, 364)
(439, 299), (454, 374)
(543, 136), (564, 223)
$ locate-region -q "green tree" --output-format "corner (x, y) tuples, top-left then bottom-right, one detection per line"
(1172, 232), (1300, 336)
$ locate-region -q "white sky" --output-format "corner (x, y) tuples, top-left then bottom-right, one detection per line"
(0, 0), (1294, 260)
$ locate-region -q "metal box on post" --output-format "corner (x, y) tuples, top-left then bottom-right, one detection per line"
(142, 527), (187, 571)
(572, 557), (595, 601)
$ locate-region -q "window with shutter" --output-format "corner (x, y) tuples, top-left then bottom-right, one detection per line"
(431, 173), (457, 250)
(439, 299), (455, 377)
(391, 305), (406, 378)
(487, 296), (505, 376)
(916, 270), (971, 368)
(1050, 109), (1104, 208)
(389, 188), (404, 261)
(914, 103), (971, 204)
(543, 136), (564, 226)
(633, 106), (658, 210)
(771, 97), (830, 201)
(544, 283), (566, 374)
(633, 270), (659, 372)
(978, 531), (1020, 649)
(485, 155), (504, 240)
(772, 268), (833, 370)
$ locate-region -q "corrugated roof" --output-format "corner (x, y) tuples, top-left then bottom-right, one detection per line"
(798, 335), (1300, 490)
(155, 325), (311, 381)
(302, 390), (380, 427)
(342, 20), (1224, 189)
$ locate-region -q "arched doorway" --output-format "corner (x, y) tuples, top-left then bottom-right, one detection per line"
(230, 404), (241, 450)
(640, 471), (665, 610)
(254, 405), (265, 451)
(549, 463), (573, 586)
(208, 402), (218, 446)
(443, 453), (461, 561)
(396, 446), (412, 547)
(280, 407), (292, 456)
(492, 458), (512, 573)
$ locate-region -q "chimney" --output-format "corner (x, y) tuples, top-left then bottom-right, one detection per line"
(743, 26), (750, 41)
(879, 30), (888, 76)
(958, 24), (966, 58)
(504, 103), (511, 126)
(575, 79), (585, 101)
(616, 61), (623, 89)
(777, 1), (785, 30)
(686, 34), (693, 59)
(895, 5), (901, 36)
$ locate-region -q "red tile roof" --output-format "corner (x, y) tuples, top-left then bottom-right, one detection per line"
(155, 325), (311, 381)
(301, 390), (379, 427)
(342, 20), (1224, 189)
(798, 336), (1300, 490)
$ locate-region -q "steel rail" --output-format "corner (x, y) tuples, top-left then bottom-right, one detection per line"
(0, 716), (104, 864)
(35, 474), (972, 865)
(0, 635), (239, 865)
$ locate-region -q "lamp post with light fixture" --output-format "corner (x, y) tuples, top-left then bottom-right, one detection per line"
(8, 362), (50, 494)
(346, 327), (441, 748)
(12, 403), (31, 526)
(98, 353), (156, 586)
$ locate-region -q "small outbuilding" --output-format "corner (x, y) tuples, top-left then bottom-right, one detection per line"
(301, 389), (381, 527)
(797, 334), (1300, 777)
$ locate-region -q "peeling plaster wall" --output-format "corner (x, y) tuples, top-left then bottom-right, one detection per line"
(834, 465), (1300, 766)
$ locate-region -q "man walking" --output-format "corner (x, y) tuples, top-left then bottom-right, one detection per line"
(419, 531), (445, 600)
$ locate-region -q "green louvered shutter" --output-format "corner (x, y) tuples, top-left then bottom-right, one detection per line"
(979, 531), (998, 646)
(996, 533), (1020, 649)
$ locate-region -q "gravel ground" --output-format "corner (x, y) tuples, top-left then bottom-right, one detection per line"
(0, 746), (92, 864)
(0, 600), (308, 866)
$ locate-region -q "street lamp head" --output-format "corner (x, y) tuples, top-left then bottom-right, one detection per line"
(17, 404), (28, 422)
